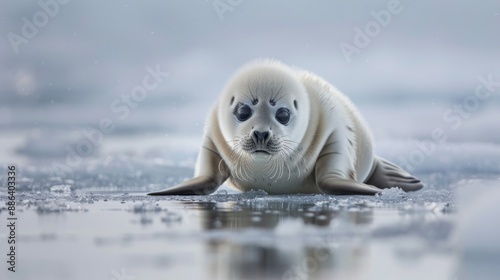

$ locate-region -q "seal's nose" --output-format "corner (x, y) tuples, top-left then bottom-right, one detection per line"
(253, 131), (270, 144)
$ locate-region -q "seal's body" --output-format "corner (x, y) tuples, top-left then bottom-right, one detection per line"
(149, 60), (423, 195)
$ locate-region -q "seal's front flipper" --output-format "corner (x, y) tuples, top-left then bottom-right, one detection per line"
(147, 176), (219, 195)
(365, 157), (423, 192)
(148, 137), (230, 196)
(315, 134), (381, 195)
(319, 178), (381, 195)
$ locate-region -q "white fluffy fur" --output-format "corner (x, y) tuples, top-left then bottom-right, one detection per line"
(198, 59), (374, 194)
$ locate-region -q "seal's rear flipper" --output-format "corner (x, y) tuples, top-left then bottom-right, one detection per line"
(147, 176), (220, 196)
(319, 178), (382, 195)
(365, 157), (423, 192)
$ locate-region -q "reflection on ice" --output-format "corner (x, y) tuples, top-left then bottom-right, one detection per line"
(456, 180), (500, 279)
(16, 186), (459, 279)
(1, 168), (497, 279)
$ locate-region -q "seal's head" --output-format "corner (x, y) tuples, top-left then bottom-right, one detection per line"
(219, 60), (310, 165)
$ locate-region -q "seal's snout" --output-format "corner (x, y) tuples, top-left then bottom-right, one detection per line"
(252, 130), (270, 145)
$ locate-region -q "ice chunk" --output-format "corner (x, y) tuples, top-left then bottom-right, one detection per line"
(131, 202), (163, 213)
(214, 190), (228, 195)
(376, 187), (408, 202)
(161, 212), (182, 223)
(50, 184), (72, 193)
(36, 201), (87, 214)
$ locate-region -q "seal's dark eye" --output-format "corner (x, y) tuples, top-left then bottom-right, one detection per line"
(276, 108), (290, 125)
(235, 104), (252, 122)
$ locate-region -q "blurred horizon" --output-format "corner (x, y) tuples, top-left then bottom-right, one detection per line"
(1, 0), (499, 169)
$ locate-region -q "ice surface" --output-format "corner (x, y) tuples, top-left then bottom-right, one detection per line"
(36, 201), (88, 214)
(130, 202), (165, 213)
(1, 141), (490, 280)
(1, 165), (496, 280)
(454, 180), (500, 279)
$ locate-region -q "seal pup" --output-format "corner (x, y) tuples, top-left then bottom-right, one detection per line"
(149, 59), (423, 195)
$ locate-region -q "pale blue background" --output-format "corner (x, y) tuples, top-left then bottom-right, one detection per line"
(1, 1), (500, 280)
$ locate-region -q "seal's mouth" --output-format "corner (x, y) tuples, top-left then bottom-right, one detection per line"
(253, 150), (271, 155)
